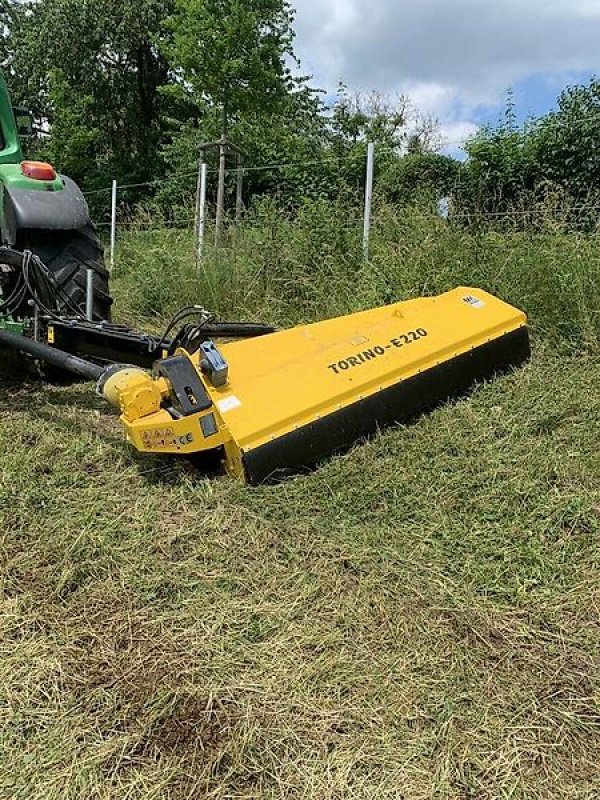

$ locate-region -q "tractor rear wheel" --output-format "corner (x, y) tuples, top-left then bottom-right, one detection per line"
(17, 223), (113, 321)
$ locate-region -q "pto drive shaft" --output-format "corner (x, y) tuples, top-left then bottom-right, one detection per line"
(0, 327), (173, 425)
(0, 327), (157, 414)
(0, 327), (106, 381)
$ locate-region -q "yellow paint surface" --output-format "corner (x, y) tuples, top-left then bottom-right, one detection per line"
(197, 287), (526, 455)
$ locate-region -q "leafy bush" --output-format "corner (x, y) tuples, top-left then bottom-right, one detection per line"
(378, 153), (460, 206)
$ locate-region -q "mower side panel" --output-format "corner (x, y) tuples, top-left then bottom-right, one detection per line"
(203, 287), (529, 482)
(241, 326), (530, 483)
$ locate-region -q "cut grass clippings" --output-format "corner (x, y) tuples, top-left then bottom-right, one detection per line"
(1, 344), (599, 798)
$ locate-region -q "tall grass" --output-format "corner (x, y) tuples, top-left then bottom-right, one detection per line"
(112, 200), (600, 350)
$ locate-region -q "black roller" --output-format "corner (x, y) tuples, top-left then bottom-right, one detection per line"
(0, 327), (105, 381)
(242, 327), (531, 485)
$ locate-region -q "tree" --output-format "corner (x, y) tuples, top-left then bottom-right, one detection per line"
(327, 86), (443, 198)
(165, 0), (328, 236)
(378, 153), (460, 206)
(0, 0), (174, 190)
(457, 95), (540, 217)
(330, 85), (408, 150)
(167, 0), (297, 141)
(454, 80), (600, 221)
(534, 79), (600, 208)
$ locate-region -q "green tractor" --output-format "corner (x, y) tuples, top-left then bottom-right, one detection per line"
(0, 72), (273, 377)
(0, 72), (112, 340)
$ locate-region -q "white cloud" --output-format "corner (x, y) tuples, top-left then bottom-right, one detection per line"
(439, 121), (480, 158)
(291, 0), (600, 151)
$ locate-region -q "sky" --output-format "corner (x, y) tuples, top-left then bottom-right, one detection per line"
(291, 0), (600, 156)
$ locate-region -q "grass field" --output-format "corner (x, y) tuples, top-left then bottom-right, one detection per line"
(1, 210), (599, 798)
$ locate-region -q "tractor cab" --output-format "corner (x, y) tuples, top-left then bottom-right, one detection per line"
(0, 72), (25, 165)
(13, 106), (34, 139)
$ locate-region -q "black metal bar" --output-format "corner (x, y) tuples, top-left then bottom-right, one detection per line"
(48, 319), (276, 370)
(49, 320), (163, 368)
(0, 327), (105, 380)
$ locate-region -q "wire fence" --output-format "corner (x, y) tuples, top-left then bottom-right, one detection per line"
(82, 144), (600, 273)
(84, 148), (383, 267)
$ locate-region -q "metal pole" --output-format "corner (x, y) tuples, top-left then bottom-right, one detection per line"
(363, 142), (375, 261)
(196, 162), (208, 266)
(215, 137), (226, 247)
(85, 268), (94, 321)
(235, 153), (244, 224)
(110, 179), (117, 271)
(33, 304), (40, 341)
(194, 155), (203, 238)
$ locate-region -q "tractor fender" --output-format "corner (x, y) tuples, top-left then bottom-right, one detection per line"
(1, 176), (91, 246)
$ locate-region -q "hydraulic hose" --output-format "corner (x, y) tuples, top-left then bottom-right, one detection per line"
(0, 327), (105, 381)
(200, 322), (276, 338)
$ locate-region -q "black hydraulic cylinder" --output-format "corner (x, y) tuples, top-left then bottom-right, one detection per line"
(0, 327), (105, 381)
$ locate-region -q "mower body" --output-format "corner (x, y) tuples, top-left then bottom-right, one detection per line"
(113, 287), (530, 484)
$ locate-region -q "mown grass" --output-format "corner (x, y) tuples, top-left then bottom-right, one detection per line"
(1, 208), (599, 798)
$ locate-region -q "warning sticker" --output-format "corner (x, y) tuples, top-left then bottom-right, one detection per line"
(141, 428), (194, 450)
(463, 295), (486, 309)
(217, 396), (242, 414)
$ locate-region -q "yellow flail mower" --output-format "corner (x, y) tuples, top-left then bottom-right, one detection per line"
(1, 286), (529, 484)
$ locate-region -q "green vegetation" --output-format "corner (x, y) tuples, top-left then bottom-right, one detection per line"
(2, 215), (599, 798)
(113, 204), (600, 350)
(457, 82), (600, 219)
(0, 0), (328, 202)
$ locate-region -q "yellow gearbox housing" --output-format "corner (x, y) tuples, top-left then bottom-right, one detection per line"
(107, 287), (530, 484)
